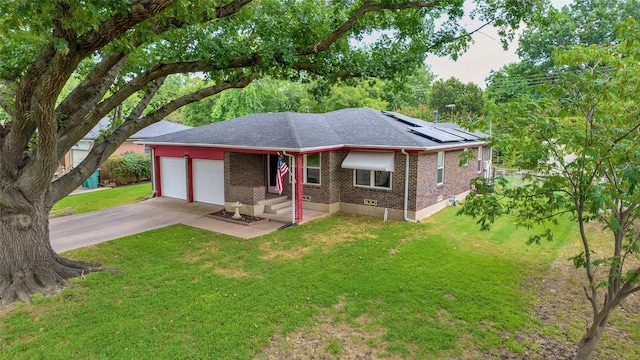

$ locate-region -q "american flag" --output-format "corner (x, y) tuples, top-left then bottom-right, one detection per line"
(276, 155), (289, 195)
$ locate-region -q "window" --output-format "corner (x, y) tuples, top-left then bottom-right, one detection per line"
(437, 151), (445, 184)
(304, 153), (321, 185)
(355, 169), (392, 189)
(477, 146), (483, 173)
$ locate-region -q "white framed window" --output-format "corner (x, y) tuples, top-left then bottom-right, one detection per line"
(354, 169), (392, 189)
(477, 146), (483, 173)
(304, 153), (321, 185)
(437, 151), (445, 185)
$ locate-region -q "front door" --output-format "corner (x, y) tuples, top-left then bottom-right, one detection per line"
(267, 154), (279, 193)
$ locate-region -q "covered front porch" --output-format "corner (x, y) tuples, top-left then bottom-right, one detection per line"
(224, 152), (328, 225)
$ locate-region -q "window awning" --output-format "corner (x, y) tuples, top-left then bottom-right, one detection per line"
(341, 151), (395, 172)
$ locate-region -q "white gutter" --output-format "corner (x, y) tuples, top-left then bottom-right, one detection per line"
(488, 119), (493, 179)
(136, 140), (487, 153)
(401, 149), (418, 223)
(150, 147), (157, 195)
(283, 151), (295, 224)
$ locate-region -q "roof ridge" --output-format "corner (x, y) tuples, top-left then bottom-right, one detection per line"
(284, 112), (304, 149)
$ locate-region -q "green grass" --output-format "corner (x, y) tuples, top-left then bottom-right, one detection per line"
(0, 208), (573, 359)
(50, 182), (152, 216)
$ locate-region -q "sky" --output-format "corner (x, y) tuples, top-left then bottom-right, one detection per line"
(426, 0), (574, 88)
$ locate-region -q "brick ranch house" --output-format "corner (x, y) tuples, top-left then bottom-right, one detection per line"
(140, 107), (489, 223)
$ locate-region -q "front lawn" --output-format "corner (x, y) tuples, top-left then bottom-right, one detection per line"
(2, 209), (571, 358)
(50, 182), (152, 216)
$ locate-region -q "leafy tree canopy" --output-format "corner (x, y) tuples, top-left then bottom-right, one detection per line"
(485, 0), (640, 102)
(428, 77), (483, 118)
(181, 64), (434, 126)
(460, 18), (640, 359)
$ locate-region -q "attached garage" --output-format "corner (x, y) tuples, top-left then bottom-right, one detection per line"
(192, 159), (225, 205)
(159, 157), (187, 200)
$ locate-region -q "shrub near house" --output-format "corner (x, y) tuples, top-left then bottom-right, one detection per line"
(104, 152), (151, 185)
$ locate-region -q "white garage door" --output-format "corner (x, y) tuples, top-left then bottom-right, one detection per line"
(70, 149), (89, 167)
(192, 159), (225, 205)
(160, 157), (187, 200)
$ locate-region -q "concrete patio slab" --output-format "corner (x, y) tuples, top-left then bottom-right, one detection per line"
(183, 216), (283, 239)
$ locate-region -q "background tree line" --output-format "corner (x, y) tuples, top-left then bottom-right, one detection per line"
(110, 66), (485, 126)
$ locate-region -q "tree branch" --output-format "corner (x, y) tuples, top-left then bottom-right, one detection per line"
(302, 0), (437, 56)
(76, 0), (176, 56)
(131, 77), (168, 124)
(48, 74), (255, 204)
(140, 73), (256, 125)
(86, 56), (258, 123)
(425, 18), (497, 53)
(57, 52), (127, 123)
(217, 0), (253, 19)
(55, 54), (129, 160)
(77, 0), (254, 56)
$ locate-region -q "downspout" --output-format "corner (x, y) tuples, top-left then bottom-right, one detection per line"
(488, 118), (493, 179)
(150, 147), (157, 196)
(402, 149), (418, 223)
(283, 151), (295, 225)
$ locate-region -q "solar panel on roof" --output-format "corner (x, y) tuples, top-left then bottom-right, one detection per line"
(410, 127), (463, 143)
(381, 111), (424, 128)
(434, 126), (478, 141)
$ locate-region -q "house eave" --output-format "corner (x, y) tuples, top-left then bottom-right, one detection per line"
(137, 140), (486, 153)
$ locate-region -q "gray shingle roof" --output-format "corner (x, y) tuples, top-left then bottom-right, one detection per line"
(83, 119), (192, 140)
(130, 120), (192, 139)
(141, 108), (486, 151)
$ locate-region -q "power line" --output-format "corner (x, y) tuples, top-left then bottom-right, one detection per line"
(487, 66), (614, 90)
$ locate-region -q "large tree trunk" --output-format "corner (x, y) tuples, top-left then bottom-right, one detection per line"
(0, 199), (98, 306)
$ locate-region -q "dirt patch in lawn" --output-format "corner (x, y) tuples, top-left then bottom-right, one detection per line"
(258, 315), (396, 360)
(213, 267), (250, 279)
(490, 223), (640, 360)
(259, 243), (313, 260)
(260, 221), (382, 260)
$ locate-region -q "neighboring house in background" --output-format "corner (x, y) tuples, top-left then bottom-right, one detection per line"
(141, 108), (488, 223)
(58, 119), (192, 179)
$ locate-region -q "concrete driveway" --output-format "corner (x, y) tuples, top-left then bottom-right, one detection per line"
(50, 197), (283, 253)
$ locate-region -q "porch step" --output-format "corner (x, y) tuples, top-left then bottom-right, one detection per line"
(257, 196), (289, 206)
(265, 206), (292, 216)
(262, 197), (292, 215)
(268, 201), (291, 211)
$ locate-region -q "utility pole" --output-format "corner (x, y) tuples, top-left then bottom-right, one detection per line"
(445, 104), (455, 122)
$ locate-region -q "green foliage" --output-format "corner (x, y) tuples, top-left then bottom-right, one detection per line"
(459, 18), (640, 356)
(121, 152), (151, 181)
(428, 77), (484, 117)
(0, 210), (573, 358)
(518, 0), (640, 71)
(394, 104), (437, 121)
(486, 0), (640, 102)
(104, 152), (151, 184)
(210, 78), (307, 121)
(183, 69), (435, 124)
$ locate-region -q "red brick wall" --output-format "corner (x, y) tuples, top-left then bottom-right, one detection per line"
(225, 152), (267, 204)
(113, 141), (145, 155)
(300, 151), (342, 204)
(218, 146), (486, 212)
(339, 152), (408, 211)
(415, 147), (485, 210)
